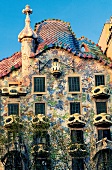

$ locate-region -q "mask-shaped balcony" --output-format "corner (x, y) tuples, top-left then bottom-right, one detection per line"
(67, 113), (86, 128)
(32, 114), (50, 130)
(93, 113), (112, 127)
(93, 138), (112, 158)
(4, 115), (23, 130)
(0, 86), (27, 96)
(68, 143), (88, 158)
(91, 85), (110, 99)
(31, 144), (49, 157)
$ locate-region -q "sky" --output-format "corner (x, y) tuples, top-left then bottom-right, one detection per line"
(0, 0), (112, 60)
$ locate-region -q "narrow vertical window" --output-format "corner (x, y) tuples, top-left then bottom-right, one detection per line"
(72, 158), (84, 170)
(71, 130), (83, 143)
(34, 77), (45, 93)
(95, 75), (105, 86)
(98, 129), (111, 141)
(8, 103), (19, 115)
(70, 102), (80, 114)
(68, 77), (80, 92)
(96, 102), (107, 114)
(35, 103), (45, 115)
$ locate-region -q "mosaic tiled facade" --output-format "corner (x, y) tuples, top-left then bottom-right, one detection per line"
(0, 5), (112, 170)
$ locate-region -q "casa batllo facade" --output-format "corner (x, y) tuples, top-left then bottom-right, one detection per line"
(0, 5), (112, 170)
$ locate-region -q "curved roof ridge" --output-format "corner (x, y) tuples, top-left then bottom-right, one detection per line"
(78, 36), (96, 45)
(34, 19), (80, 55)
(34, 18), (76, 38)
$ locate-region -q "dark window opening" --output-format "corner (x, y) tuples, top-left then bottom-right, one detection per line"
(96, 150), (112, 170)
(53, 58), (58, 62)
(98, 129), (111, 141)
(68, 77), (80, 92)
(72, 158), (84, 170)
(9, 84), (19, 87)
(34, 77), (45, 92)
(35, 103), (45, 115)
(96, 102), (107, 114)
(70, 102), (80, 114)
(95, 75), (105, 86)
(33, 133), (50, 146)
(71, 130), (84, 143)
(8, 103), (19, 116)
(4, 151), (26, 170)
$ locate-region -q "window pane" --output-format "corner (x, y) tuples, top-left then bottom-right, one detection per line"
(72, 158), (84, 170)
(35, 103), (45, 115)
(95, 75), (105, 86)
(98, 129), (111, 140)
(71, 130), (83, 143)
(96, 102), (107, 114)
(103, 129), (111, 140)
(98, 129), (103, 141)
(70, 102), (80, 114)
(8, 104), (19, 115)
(68, 77), (80, 92)
(34, 77), (45, 92)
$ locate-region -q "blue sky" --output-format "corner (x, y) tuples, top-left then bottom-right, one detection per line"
(0, 0), (112, 60)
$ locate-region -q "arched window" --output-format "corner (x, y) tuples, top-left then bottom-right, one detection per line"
(81, 44), (89, 52)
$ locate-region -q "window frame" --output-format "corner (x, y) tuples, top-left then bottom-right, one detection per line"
(8, 103), (20, 116)
(67, 74), (81, 94)
(97, 128), (111, 141)
(32, 75), (46, 94)
(94, 73), (105, 86)
(96, 101), (107, 114)
(72, 158), (84, 170)
(71, 130), (84, 143)
(34, 102), (46, 115)
(70, 102), (81, 114)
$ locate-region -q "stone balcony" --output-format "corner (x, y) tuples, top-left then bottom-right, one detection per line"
(67, 113), (86, 128)
(91, 85), (110, 99)
(68, 143), (88, 158)
(0, 86), (27, 96)
(32, 114), (50, 130)
(31, 144), (49, 157)
(93, 113), (112, 127)
(4, 115), (23, 130)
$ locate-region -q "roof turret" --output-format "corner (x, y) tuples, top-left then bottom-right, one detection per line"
(18, 5), (37, 42)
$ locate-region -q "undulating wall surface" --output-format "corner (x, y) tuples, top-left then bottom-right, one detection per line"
(0, 48), (112, 169)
